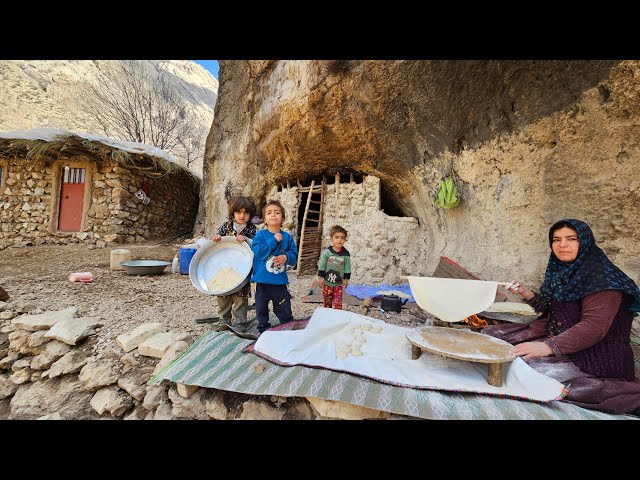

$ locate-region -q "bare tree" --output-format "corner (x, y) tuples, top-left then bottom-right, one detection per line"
(84, 61), (205, 168)
(177, 126), (206, 170)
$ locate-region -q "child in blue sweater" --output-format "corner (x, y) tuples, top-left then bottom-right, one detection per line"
(250, 200), (299, 333)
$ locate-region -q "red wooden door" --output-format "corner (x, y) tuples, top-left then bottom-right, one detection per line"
(58, 168), (85, 232)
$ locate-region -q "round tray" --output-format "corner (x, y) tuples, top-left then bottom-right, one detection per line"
(120, 260), (170, 275)
(406, 326), (517, 387)
(406, 326), (516, 363)
(189, 237), (254, 295)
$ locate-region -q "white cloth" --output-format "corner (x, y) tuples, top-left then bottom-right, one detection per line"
(254, 308), (566, 402)
(408, 276), (498, 322)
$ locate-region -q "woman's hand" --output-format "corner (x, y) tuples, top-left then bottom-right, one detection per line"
(506, 280), (535, 301)
(317, 277), (324, 287)
(212, 234), (222, 242)
(343, 279), (349, 287)
(508, 341), (552, 358)
(236, 235), (246, 243)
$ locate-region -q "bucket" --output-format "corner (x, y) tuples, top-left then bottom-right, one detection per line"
(180, 246), (198, 275)
(110, 249), (132, 271)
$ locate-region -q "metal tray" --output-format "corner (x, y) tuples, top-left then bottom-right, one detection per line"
(477, 311), (539, 324)
(121, 260), (170, 275)
(189, 237), (254, 295)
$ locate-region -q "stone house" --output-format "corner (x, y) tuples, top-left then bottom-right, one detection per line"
(268, 173), (421, 284)
(0, 129), (200, 250)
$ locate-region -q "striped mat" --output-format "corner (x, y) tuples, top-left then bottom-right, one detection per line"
(149, 330), (636, 420)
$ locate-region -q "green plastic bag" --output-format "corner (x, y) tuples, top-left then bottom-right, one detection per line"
(436, 176), (460, 209)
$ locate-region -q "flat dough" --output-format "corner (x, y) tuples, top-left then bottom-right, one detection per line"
(407, 276), (498, 323)
(484, 302), (536, 315)
(207, 266), (244, 292)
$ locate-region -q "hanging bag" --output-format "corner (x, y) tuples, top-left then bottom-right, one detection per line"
(436, 176), (460, 209)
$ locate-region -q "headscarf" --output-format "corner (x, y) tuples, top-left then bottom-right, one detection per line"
(531, 219), (640, 314)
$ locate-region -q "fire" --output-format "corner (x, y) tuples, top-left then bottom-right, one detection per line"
(463, 314), (489, 328)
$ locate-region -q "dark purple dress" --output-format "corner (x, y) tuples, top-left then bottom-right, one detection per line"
(483, 290), (640, 415)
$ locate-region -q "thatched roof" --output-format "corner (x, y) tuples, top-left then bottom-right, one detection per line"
(0, 128), (200, 181)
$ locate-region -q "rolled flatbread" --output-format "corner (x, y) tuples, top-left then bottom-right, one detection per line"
(407, 276), (498, 322)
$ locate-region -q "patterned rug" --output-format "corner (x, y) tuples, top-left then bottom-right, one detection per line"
(149, 329), (637, 420)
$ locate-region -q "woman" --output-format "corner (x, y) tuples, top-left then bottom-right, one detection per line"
(483, 219), (640, 415)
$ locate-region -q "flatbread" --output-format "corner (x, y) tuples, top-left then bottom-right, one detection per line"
(407, 276), (498, 322)
(484, 302), (536, 315)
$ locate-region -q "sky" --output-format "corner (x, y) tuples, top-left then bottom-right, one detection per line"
(193, 60), (218, 79)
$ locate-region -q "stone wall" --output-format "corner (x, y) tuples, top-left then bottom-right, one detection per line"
(105, 165), (200, 243)
(0, 298), (386, 420)
(0, 156), (200, 249)
(0, 157), (52, 248)
(270, 175), (425, 284)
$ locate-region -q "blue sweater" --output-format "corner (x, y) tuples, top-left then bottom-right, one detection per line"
(250, 229), (298, 285)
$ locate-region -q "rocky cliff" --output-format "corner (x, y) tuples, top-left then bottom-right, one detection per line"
(203, 60), (640, 286)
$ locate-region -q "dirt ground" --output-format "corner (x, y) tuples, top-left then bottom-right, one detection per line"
(0, 238), (428, 358)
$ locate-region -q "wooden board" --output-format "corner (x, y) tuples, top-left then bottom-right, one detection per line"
(406, 326), (516, 387)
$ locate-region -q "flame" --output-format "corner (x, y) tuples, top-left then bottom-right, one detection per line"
(463, 314), (489, 328)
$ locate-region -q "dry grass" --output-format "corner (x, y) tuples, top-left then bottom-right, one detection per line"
(0, 134), (197, 181)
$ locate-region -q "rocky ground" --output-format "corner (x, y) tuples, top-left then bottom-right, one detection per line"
(0, 237), (429, 361)
(0, 237), (432, 420)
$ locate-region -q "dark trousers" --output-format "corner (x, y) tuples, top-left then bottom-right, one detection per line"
(255, 283), (294, 332)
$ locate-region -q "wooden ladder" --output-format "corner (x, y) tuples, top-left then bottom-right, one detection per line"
(296, 178), (326, 275)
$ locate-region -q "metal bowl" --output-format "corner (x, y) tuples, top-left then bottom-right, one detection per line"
(120, 260), (170, 275)
(189, 237), (254, 295)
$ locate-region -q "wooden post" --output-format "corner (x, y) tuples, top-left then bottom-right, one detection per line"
(487, 363), (503, 387)
(350, 172), (354, 184)
(363, 297), (372, 316)
(411, 344), (422, 360)
(287, 180), (290, 190)
(335, 172), (340, 205)
(297, 179), (302, 189)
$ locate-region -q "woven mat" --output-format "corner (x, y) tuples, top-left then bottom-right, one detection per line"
(149, 329), (636, 420)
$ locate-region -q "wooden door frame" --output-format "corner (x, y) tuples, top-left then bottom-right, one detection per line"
(0, 158), (7, 190)
(50, 158), (94, 234)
